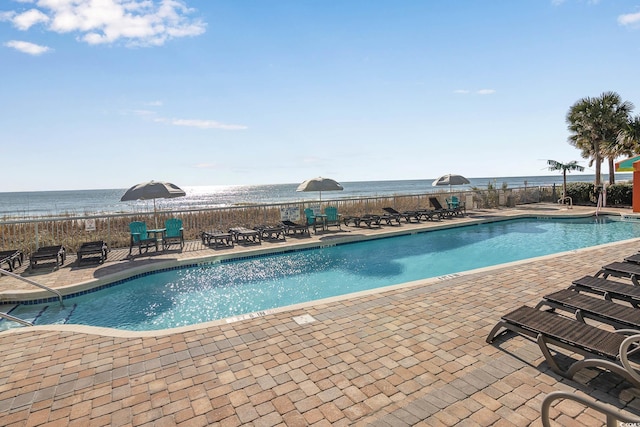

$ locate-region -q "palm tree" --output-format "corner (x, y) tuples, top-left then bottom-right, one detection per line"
(566, 92), (634, 186)
(618, 114), (640, 153)
(547, 160), (585, 201)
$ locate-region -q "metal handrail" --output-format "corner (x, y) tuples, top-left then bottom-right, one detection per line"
(0, 269), (63, 306)
(0, 311), (33, 327)
(557, 196), (573, 208)
(541, 391), (640, 427)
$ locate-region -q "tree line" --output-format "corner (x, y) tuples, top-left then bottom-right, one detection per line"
(566, 91), (639, 186)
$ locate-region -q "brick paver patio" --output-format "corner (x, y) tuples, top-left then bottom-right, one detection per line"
(2, 205), (640, 426)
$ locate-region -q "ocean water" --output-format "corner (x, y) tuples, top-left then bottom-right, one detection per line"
(0, 174), (629, 218)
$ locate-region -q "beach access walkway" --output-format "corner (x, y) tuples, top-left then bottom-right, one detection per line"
(1, 204), (640, 426)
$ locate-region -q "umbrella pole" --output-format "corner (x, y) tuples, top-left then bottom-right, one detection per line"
(153, 198), (158, 229)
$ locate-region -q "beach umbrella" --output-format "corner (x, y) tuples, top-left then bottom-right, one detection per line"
(120, 180), (186, 228)
(296, 177), (343, 201)
(432, 174), (470, 192)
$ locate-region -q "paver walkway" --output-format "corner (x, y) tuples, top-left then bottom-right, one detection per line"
(2, 206), (640, 426)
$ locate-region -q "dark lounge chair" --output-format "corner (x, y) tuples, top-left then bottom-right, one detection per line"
(596, 261), (640, 286)
(280, 220), (310, 236)
(486, 305), (640, 387)
(30, 245), (66, 269)
(342, 214), (382, 228)
(0, 249), (24, 272)
(570, 275), (640, 308)
(77, 241), (108, 264)
(382, 207), (420, 223)
(229, 227), (262, 245)
(536, 288), (640, 330)
(201, 230), (234, 248)
(254, 224), (286, 241)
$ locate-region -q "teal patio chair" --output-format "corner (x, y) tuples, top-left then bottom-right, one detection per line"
(446, 196), (459, 209)
(163, 218), (184, 250)
(324, 206), (341, 231)
(304, 208), (323, 234)
(128, 221), (158, 255)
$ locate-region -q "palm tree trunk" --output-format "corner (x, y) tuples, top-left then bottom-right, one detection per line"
(608, 157), (615, 184)
(594, 142), (602, 186)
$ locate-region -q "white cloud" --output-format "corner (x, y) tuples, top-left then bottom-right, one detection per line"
(13, 8), (49, 30)
(4, 40), (50, 55)
(2, 0), (206, 47)
(619, 12), (640, 27)
(157, 118), (248, 130)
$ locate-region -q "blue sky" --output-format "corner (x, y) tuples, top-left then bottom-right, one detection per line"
(2, 0), (640, 192)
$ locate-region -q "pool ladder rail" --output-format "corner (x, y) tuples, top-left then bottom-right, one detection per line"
(0, 267), (64, 327)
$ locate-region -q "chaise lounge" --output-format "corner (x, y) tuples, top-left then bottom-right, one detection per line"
(596, 261), (640, 286)
(570, 275), (640, 307)
(382, 207), (421, 223)
(77, 241), (109, 264)
(30, 245), (66, 270)
(536, 288), (640, 330)
(486, 305), (640, 387)
(201, 230), (234, 248)
(0, 249), (24, 272)
(280, 220), (310, 236)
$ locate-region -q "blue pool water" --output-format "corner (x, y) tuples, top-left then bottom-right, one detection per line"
(5, 216), (640, 331)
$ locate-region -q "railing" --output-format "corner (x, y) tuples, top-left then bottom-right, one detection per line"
(541, 391), (640, 426)
(0, 311), (33, 327)
(0, 268), (64, 306)
(557, 196), (573, 208)
(0, 186), (554, 256)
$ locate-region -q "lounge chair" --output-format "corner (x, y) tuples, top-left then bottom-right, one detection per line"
(254, 224), (286, 241)
(128, 221), (158, 255)
(486, 305), (640, 387)
(30, 245), (66, 269)
(624, 253), (640, 264)
(536, 288), (640, 330)
(429, 197), (461, 217)
(229, 227), (262, 245)
(596, 261), (640, 286)
(201, 230), (234, 248)
(570, 275), (640, 308)
(77, 241), (108, 264)
(415, 207), (441, 221)
(382, 207), (420, 223)
(163, 218), (184, 250)
(342, 214), (381, 228)
(280, 220), (310, 236)
(0, 249), (24, 272)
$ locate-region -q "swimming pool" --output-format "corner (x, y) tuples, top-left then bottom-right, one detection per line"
(4, 216), (640, 331)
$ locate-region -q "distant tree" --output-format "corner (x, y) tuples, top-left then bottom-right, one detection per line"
(566, 92), (634, 186)
(547, 160), (585, 200)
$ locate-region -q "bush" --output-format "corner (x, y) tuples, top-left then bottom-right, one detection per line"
(605, 183), (633, 206)
(565, 182), (633, 206)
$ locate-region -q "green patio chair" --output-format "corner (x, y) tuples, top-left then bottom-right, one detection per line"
(163, 218), (184, 250)
(304, 208), (323, 234)
(324, 206), (341, 231)
(128, 221), (158, 255)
